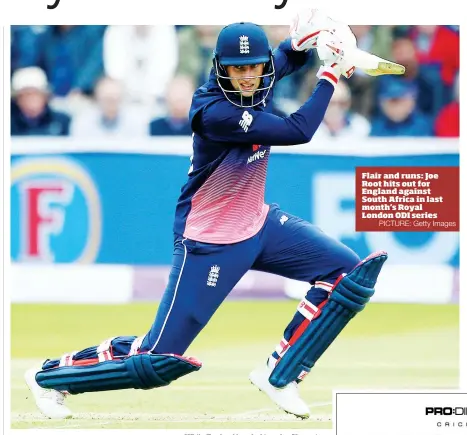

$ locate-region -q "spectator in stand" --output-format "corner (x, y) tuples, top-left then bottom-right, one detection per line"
(313, 81), (371, 140)
(346, 25), (394, 118)
(31, 26), (106, 99)
(176, 26), (222, 88)
(409, 25), (459, 96)
(351, 25), (394, 60)
(11, 67), (71, 136)
(149, 75), (195, 136)
(376, 37), (444, 119)
(435, 73), (459, 137)
(70, 76), (147, 138)
(11, 26), (48, 74)
(370, 78), (433, 137)
(103, 25), (178, 111)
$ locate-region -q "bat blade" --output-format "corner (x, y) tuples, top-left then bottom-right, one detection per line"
(344, 46), (406, 76)
(362, 61), (406, 76)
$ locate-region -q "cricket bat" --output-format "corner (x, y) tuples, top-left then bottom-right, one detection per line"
(343, 46), (406, 76)
(320, 14), (406, 76)
(290, 8), (406, 77)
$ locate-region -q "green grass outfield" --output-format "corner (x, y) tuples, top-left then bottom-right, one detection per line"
(10, 301), (459, 429)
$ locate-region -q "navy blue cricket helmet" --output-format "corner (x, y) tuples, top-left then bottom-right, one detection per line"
(213, 22), (275, 108)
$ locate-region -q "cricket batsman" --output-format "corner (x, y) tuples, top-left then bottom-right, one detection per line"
(25, 10), (388, 420)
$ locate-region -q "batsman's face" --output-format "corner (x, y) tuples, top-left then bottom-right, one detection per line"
(226, 64), (265, 97)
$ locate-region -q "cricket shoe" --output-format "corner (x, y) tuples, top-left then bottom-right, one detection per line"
(249, 364), (310, 419)
(24, 367), (72, 419)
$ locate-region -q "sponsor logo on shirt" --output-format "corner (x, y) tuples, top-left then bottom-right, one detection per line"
(247, 149), (267, 164)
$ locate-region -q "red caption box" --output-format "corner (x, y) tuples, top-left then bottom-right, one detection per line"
(355, 166), (459, 232)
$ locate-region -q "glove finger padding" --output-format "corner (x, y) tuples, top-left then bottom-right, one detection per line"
(330, 21), (357, 78)
(316, 31), (345, 65)
(289, 8), (335, 51)
(314, 32), (345, 87)
(315, 27), (357, 79)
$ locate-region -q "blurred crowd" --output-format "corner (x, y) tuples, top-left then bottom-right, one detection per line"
(10, 25), (460, 139)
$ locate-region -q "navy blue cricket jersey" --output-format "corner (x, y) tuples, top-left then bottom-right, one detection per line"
(173, 38), (334, 244)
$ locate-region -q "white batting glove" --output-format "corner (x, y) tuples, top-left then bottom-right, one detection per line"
(315, 25), (357, 80)
(289, 8), (357, 79)
(314, 31), (343, 87)
(330, 20), (357, 78)
(289, 8), (335, 51)
(315, 31), (345, 66)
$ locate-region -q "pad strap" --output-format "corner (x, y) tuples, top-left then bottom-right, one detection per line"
(296, 298), (322, 321)
(59, 352), (77, 367)
(97, 337), (116, 362)
(129, 335), (145, 356)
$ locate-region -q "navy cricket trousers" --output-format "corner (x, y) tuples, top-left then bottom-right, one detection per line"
(139, 204), (360, 355)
